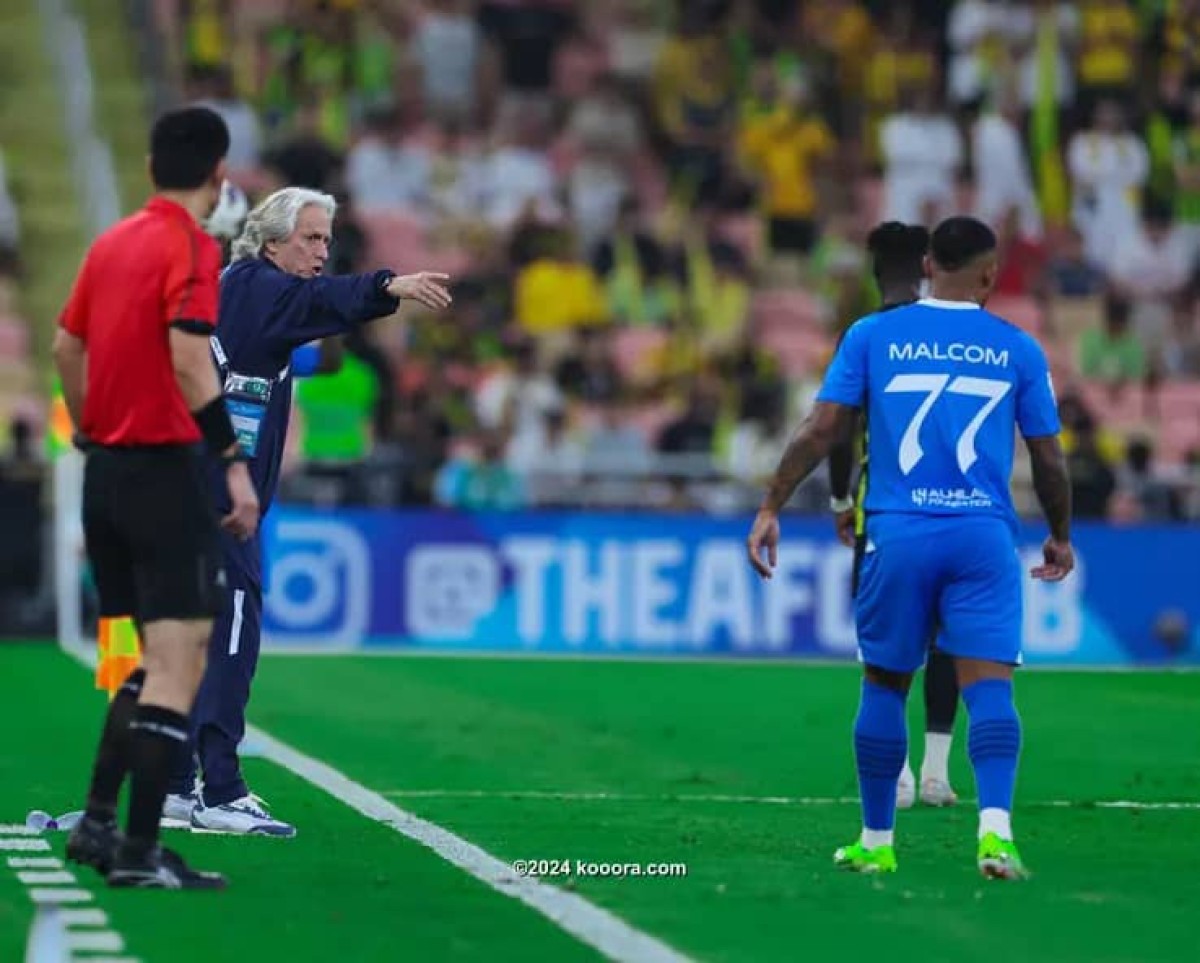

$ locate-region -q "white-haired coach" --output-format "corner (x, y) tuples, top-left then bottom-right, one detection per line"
(165, 186), (451, 836)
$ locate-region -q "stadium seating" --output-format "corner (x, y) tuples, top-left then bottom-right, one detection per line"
(988, 294), (1045, 338)
(611, 326), (667, 381)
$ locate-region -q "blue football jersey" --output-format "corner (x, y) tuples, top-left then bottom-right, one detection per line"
(817, 297), (1060, 527)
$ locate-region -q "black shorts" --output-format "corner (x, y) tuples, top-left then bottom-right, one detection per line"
(82, 445), (224, 623)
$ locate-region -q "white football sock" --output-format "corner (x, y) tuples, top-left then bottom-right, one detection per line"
(862, 828), (894, 849)
(921, 732), (952, 783)
(979, 808), (1012, 841)
(899, 756), (915, 785)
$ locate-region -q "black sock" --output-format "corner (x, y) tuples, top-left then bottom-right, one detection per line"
(924, 648), (960, 734)
(83, 668), (146, 824)
(125, 704), (190, 853)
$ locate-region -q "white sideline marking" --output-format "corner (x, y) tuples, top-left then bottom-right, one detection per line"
(381, 789), (1200, 811)
(7, 857), (63, 869)
(66, 931), (125, 953)
(55, 642), (694, 961)
(247, 725), (696, 963)
(0, 839), (51, 852)
(59, 908), (109, 927)
(17, 870), (77, 885)
(0, 825), (40, 835)
(28, 888), (93, 904)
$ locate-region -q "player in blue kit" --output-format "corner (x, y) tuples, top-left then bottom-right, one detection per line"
(164, 186), (452, 836)
(747, 217), (1074, 879)
(828, 222), (961, 810)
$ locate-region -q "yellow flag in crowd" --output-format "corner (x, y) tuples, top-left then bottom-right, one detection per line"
(1032, 9), (1069, 226)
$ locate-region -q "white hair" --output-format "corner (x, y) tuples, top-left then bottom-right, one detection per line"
(230, 187), (337, 262)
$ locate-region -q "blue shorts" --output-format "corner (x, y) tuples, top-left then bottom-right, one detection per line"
(855, 515), (1022, 673)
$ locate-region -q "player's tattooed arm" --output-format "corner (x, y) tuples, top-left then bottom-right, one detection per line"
(762, 402), (859, 514)
(1026, 435), (1072, 542)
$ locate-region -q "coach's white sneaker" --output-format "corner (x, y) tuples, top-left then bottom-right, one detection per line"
(161, 791), (200, 830)
(191, 793), (296, 838)
(919, 777), (959, 807)
(896, 766), (916, 809)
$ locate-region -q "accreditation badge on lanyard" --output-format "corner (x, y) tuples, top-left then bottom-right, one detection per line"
(224, 373), (273, 457)
(211, 336), (274, 458)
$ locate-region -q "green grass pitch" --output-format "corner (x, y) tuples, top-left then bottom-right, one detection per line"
(2, 643), (1197, 962)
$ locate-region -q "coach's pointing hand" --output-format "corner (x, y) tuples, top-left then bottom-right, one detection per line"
(386, 272), (453, 310)
(747, 509), (780, 579)
(222, 461), (260, 540)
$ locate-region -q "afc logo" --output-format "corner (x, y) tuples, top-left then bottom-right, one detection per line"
(264, 518), (371, 648)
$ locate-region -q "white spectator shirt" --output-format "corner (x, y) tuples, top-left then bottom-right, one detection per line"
(973, 111), (1042, 238)
(609, 25), (665, 82)
(881, 111), (963, 224)
(475, 370), (563, 441)
(1068, 131), (1149, 266)
(345, 137), (432, 211)
(196, 97), (263, 170)
(1108, 227), (1194, 298)
(569, 159), (629, 256)
(725, 421), (793, 484)
(947, 0), (1004, 105)
(1010, 2), (1079, 109)
(476, 147), (557, 229)
(413, 12), (481, 116)
(568, 97), (643, 156)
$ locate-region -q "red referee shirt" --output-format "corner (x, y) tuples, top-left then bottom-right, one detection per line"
(59, 196), (221, 446)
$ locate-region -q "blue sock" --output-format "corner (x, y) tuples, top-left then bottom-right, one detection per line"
(963, 679), (1021, 812)
(853, 681), (908, 832)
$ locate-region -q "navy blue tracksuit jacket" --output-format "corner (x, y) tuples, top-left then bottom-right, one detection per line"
(171, 258), (399, 804)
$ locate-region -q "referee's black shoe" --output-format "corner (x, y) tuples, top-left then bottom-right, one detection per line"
(108, 844), (227, 890)
(65, 814), (121, 878)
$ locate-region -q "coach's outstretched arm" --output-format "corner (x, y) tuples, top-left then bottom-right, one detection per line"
(1026, 435), (1075, 582)
(748, 401), (859, 578)
(259, 269), (452, 349)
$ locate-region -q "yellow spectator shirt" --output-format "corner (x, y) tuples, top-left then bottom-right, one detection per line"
(739, 108), (835, 219)
(1162, 0), (1200, 78)
(515, 259), (609, 334)
(653, 35), (734, 142)
(1079, 1), (1138, 86)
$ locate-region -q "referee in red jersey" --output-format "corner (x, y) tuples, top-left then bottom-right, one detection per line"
(55, 106), (258, 890)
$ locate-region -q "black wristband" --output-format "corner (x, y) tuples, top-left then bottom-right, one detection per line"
(192, 396), (239, 456)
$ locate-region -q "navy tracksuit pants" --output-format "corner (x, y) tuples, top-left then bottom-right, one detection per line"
(170, 530), (262, 807)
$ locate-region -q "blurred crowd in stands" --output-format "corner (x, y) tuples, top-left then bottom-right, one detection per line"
(66, 0), (1200, 520)
(0, 149), (44, 620)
